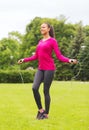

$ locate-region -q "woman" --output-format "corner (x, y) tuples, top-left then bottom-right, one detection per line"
(18, 23), (77, 119)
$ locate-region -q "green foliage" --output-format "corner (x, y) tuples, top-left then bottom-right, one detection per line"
(0, 70), (36, 83)
(68, 23), (89, 80)
(8, 31), (23, 44)
(69, 23), (85, 59)
(0, 37), (20, 69)
(77, 37), (89, 80)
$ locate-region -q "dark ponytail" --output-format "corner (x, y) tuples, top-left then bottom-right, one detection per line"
(45, 23), (55, 38)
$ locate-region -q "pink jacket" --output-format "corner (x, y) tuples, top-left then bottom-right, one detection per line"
(24, 37), (70, 70)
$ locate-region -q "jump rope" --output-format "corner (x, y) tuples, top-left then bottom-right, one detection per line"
(18, 68), (24, 83)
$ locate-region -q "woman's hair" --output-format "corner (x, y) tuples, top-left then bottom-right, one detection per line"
(45, 23), (55, 38)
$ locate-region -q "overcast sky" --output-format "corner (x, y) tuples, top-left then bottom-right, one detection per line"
(0, 0), (89, 39)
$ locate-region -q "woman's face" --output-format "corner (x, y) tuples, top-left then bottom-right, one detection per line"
(40, 23), (50, 35)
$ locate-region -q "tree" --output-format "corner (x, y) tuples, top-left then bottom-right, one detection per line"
(68, 23), (85, 80)
(8, 31), (23, 44)
(69, 23), (84, 59)
(77, 37), (89, 81)
(0, 37), (20, 70)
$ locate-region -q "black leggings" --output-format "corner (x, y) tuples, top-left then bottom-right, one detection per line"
(32, 70), (54, 114)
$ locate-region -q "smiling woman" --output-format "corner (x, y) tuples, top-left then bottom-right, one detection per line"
(18, 22), (77, 119)
(40, 23), (55, 38)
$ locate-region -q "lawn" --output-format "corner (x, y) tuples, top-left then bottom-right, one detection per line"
(0, 81), (89, 130)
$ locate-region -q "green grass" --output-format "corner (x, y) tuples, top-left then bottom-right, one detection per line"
(0, 81), (89, 130)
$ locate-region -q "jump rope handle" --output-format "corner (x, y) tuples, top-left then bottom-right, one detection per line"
(18, 59), (24, 64)
(69, 59), (78, 64)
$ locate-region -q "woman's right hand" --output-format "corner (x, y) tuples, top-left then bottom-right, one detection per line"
(18, 59), (24, 64)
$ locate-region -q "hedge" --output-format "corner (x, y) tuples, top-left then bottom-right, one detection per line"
(0, 70), (36, 83)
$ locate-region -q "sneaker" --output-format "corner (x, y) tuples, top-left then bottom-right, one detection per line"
(38, 111), (48, 120)
(40, 114), (48, 119)
(36, 110), (45, 119)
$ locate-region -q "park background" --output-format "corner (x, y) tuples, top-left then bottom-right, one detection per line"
(0, 0), (89, 130)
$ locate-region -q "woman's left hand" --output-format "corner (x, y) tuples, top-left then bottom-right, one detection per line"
(69, 59), (78, 64)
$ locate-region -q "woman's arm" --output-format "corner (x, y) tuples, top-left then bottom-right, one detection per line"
(52, 39), (77, 64)
(23, 53), (38, 62)
(52, 39), (70, 62)
(18, 47), (38, 64)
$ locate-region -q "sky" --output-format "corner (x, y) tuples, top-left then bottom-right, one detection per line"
(0, 0), (89, 39)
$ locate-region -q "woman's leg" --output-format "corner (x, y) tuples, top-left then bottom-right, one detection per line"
(32, 70), (44, 110)
(43, 70), (54, 115)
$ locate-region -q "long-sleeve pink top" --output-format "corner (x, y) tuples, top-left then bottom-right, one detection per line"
(24, 37), (70, 70)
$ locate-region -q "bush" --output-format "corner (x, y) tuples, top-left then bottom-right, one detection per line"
(0, 70), (36, 83)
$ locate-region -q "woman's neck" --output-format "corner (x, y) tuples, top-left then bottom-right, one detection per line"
(43, 34), (50, 40)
